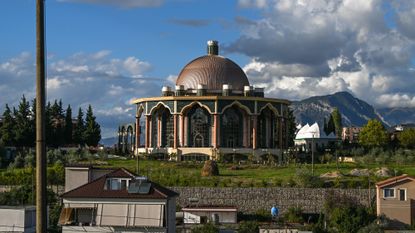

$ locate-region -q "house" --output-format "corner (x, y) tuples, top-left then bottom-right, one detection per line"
(60, 167), (178, 233)
(181, 206), (237, 224)
(0, 206), (37, 233)
(376, 174), (415, 229)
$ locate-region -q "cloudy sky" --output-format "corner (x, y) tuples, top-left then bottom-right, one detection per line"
(1, 0), (415, 138)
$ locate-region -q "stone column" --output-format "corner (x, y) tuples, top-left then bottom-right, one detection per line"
(212, 114), (218, 148)
(279, 117), (283, 149)
(135, 116), (140, 151)
(173, 114), (178, 149)
(252, 115), (257, 149)
(180, 115), (185, 147)
(145, 115), (151, 149)
(157, 114), (162, 147)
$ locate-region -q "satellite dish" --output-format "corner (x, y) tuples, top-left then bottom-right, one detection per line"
(271, 206), (278, 217)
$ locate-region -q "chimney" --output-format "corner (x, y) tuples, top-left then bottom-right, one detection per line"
(207, 40), (219, 55)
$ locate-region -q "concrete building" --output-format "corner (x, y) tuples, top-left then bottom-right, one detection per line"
(294, 123), (337, 152)
(376, 174), (415, 229)
(128, 40), (291, 161)
(182, 206), (237, 224)
(60, 167), (178, 233)
(0, 206), (37, 233)
(341, 126), (363, 144)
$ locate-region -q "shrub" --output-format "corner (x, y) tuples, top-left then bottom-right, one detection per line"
(238, 221), (259, 233)
(191, 223), (219, 233)
(284, 207), (304, 223)
(201, 160), (219, 177)
(294, 168), (323, 188)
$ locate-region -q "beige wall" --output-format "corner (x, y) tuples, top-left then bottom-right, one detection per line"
(0, 207), (36, 233)
(65, 168), (89, 192)
(377, 179), (415, 228)
(65, 167), (113, 192)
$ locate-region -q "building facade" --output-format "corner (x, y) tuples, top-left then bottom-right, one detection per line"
(376, 174), (415, 229)
(132, 41), (290, 160)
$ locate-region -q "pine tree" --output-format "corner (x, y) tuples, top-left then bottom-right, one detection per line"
(50, 99), (64, 147)
(84, 105), (101, 147)
(0, 104), (16, 146)
(73, 107), (85, 146)
(14, 95), (33, 147)
(45, 102), (53, 146)
(64, 105), (73, 145)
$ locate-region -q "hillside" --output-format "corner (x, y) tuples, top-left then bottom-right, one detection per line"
(291, 91), (385, 127)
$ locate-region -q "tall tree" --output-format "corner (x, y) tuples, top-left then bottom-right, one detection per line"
(50, 99), (64, 147)
(84, 105), (101, 147)
(45, 101), (53, 146)
(0, 104), (15, 146)
(325, 114), (335, 135)
(73, 107), (85, 146)
(14, 95), (33, 147)
(64, 105), (73, 145)
(331, 108), (343, 139)
(286, 108), (297, 147)
(398, 128), (415, 148)
(359, 119), (388, 147)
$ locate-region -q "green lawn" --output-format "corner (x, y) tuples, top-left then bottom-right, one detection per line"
(100, 158), (414, 188)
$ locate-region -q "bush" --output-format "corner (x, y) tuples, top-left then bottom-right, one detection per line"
(284, 207), (304, 223)
(294, 168), (323, 188)
(201, 160), (219, 177)
(191, 223), (219, 233)
(238, 221), (259, 233)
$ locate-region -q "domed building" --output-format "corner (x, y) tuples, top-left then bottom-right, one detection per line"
(131, 41), (291, 161)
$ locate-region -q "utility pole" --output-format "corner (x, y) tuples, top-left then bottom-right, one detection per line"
(36, 0), (47, 232)
(311, 132), (315, 176)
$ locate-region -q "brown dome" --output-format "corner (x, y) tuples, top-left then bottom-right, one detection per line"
(176, 55), (250, 91)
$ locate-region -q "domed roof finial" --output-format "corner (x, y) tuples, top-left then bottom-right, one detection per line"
(207, 40), (219, 55)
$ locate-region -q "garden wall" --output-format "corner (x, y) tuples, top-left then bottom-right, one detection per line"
(170, 187), (376, 214)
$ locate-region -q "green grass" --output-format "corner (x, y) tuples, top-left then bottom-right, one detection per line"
(99, 158), (414, 188)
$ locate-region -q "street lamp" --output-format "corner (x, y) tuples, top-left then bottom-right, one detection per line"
(311, 131), (315, 176)
(232, 148), (237, 164)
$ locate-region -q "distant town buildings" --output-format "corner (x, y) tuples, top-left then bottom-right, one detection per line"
(129, 41), (291, 160)
(341, 126), (363, 144)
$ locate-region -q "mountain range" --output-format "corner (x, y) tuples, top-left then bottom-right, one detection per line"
(291, 91), (415, 127)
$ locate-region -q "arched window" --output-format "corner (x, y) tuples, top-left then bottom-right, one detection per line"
(161, 109), (174, 147)
(221, 106), (243, 147)
(257, 107), (278, 148)
(187, 106), (211, 147)
(151, 106), (174, 147)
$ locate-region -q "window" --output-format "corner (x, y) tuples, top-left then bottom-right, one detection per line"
(384, 188), (395, 198)
(399, 189), (406, 201)
(106, 178), (130, 190)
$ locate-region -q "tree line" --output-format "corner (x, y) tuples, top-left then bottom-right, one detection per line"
(0, 95), (101, 148)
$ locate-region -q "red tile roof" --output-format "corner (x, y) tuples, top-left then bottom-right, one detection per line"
(376, 174), (415, 188)
(61, 168), (178, 199)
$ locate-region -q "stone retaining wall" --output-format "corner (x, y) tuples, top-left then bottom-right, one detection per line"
(170, 187), (376, 214)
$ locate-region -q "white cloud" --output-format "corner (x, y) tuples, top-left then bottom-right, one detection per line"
(230, 0), (415, 108)
(0, 51), (169, 138)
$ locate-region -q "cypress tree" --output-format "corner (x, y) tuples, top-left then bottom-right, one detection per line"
(73, 107), (85, 146)
(286, 108), (297, 147)
(331, 108), (343, 139)
(64, 105), (73, 145)
(0, 104), (16, 146)
(14, 95), (33, 147)
(84, 105), (101, 147)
